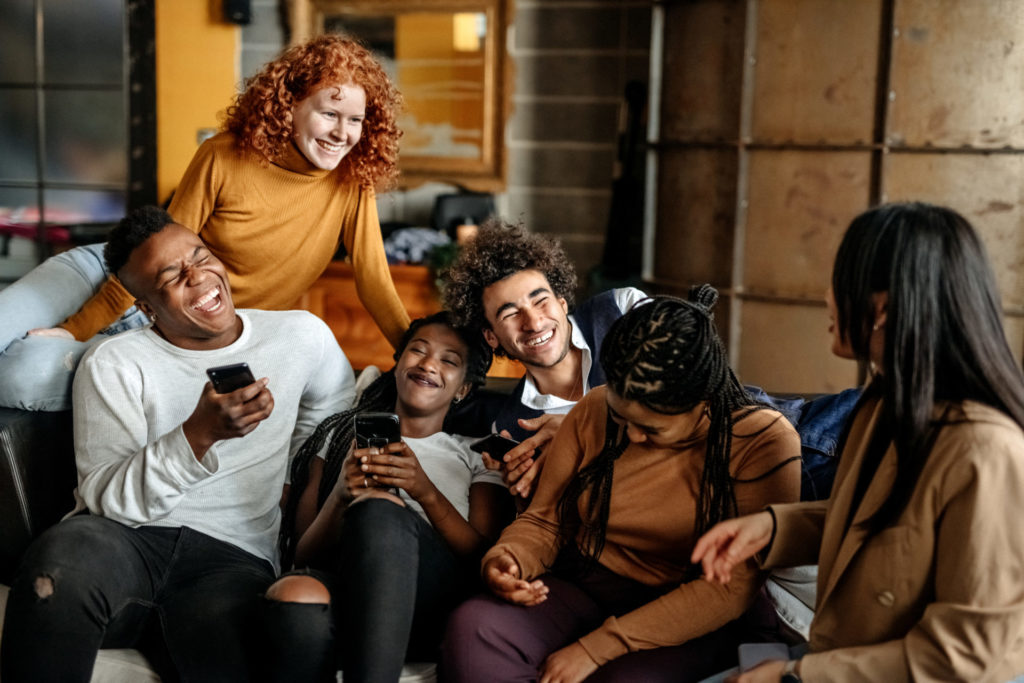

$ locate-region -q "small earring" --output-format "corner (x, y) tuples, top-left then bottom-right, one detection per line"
(872, 322), (879, 331)
(452, 396), (462, 404)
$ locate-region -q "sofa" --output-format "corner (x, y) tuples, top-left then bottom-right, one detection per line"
(0, 378), (515, 682)
(0, 385), (859, 681)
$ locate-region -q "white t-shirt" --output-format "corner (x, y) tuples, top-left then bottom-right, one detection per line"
(71, 310), (355, 570)
(319, 431), (504, 524)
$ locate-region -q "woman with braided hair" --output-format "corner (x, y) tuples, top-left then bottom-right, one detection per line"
(442, 288), (801, 683)
(262, 312), (509, 683)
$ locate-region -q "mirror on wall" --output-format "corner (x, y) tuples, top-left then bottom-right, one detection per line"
(290, 0), (510, 192)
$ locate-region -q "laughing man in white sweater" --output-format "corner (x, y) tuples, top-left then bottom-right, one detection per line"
(0, 206), (355, 683)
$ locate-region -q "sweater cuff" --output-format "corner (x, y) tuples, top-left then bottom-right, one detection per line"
(756, 506), (779, 567)
(169, 426), (220, 483)
(577, 616), (631, 665)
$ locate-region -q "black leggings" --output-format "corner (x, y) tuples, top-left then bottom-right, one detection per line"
(260, 498), (475, 683)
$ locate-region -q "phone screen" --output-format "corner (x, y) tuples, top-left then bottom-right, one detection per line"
(206, 363), (256, 394)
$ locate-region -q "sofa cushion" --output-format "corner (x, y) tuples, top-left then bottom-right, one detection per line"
(0, 408), (76, 583)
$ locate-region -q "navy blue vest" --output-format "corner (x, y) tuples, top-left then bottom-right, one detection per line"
(493, 289), (624, 441)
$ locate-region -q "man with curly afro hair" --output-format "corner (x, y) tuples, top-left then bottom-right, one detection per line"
(441, 220), (645, 500)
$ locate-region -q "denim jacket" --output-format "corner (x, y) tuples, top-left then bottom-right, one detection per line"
(745, 386), (863, 501)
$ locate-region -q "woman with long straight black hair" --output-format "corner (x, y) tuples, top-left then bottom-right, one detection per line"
(693, 202), (1024, 682)
(442, 287), (802, 682)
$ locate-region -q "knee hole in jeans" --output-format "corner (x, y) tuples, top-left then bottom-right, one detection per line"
(33, 575), (55, 599)
(266, 574), (331, 605)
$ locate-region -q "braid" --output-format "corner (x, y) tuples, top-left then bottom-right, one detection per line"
(556, 412), (629, 570)
(278, 370), (397, 569)
(557, 287), (757, 570)
(278, 310), (491, 569)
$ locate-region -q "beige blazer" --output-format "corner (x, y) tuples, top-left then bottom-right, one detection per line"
(765, 396), (1024, 682)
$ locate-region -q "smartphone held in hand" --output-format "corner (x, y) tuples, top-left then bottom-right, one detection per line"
(206, 363), (257, 394)
(469, 433), (520, 459)
(354, 412), (401, 449)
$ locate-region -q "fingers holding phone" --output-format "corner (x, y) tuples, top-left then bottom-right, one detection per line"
(183, 363), (274, 460)
(359, 441), (437, 501)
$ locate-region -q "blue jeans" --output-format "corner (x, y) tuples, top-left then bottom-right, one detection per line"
(0, 243), (148, 411)
(263, 498), (473, 683)
(1, 515), (275, 682)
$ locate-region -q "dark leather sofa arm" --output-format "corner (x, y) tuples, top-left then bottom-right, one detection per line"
(0, 409), (77, 584)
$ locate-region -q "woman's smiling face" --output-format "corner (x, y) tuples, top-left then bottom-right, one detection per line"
(291, 83), (366, 171)
(395, 323), (471, 418)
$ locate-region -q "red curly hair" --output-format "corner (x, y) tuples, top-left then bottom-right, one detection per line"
(225, 34), (402, 191)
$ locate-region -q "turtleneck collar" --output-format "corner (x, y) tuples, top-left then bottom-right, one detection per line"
(275, 138), (337, 178)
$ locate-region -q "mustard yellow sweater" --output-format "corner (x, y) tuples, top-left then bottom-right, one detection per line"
(60, 132), (410, 348)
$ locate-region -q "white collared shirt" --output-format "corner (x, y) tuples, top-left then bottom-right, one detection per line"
(518, 287), (647, 415)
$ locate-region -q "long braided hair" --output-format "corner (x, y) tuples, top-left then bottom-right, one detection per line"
(557, 286), (761, 572)
(279, 312), (492, 568)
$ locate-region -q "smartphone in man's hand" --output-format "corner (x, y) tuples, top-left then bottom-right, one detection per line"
(206, 363), (257, 394)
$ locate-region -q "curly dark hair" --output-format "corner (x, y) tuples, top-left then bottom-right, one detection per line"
(279, 311), (492, 568)
(104, 206), (175, 282)
(440, 220), (577, 346)
(224, 34), (402, 191)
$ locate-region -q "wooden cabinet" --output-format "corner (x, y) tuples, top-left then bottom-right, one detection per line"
(295, 260), (523, 378)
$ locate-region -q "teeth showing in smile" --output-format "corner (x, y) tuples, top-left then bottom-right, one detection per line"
(192, 287), (221, 312)
(527, 331), (554, 347)
(409, 372), (439, 388)
(317, 139), (342, 153)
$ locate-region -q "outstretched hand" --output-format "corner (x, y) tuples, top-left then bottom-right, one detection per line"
(483, 550), (548, 606)
(27, 327), (74, 340)
(690, 511), (775, 584)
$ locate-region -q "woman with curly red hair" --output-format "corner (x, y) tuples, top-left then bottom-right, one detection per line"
(0, 35), (410, 410)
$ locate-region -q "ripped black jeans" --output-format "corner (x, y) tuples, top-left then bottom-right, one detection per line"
(1, 514), (274, 683)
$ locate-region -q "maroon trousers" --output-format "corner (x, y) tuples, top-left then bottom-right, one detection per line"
(440, 564), (765, 683)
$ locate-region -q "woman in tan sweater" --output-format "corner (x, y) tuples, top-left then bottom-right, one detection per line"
(442, 289), (801, 683)
(0, 36), (409, 410)
(692, 203), (1024, 682)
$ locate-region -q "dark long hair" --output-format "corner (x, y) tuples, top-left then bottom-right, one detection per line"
(279, 312), (492, 568)
(833, 202), (1024, 533)
(557, 287), (766, 570)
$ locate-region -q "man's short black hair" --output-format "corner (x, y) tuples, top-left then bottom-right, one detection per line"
(104, 206), (176, 276)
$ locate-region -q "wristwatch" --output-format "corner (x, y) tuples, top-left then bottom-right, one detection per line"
(781, 659), (802, 683)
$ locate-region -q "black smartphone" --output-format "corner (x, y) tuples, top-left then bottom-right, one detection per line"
(354, 412), (401, 449)
(206, 363), (257, 394)
(469, 433), (520, 459)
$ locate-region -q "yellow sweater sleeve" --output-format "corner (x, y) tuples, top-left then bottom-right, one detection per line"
(58, 275), (135, 340)
(343, 187), (410, 348)
(58, 136), (223, 341)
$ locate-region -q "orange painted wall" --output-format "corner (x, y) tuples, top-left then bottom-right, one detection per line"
(155, 0), (239, 204)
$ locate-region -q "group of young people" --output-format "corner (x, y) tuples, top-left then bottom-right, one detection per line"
(1, 33), (1023, 683)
